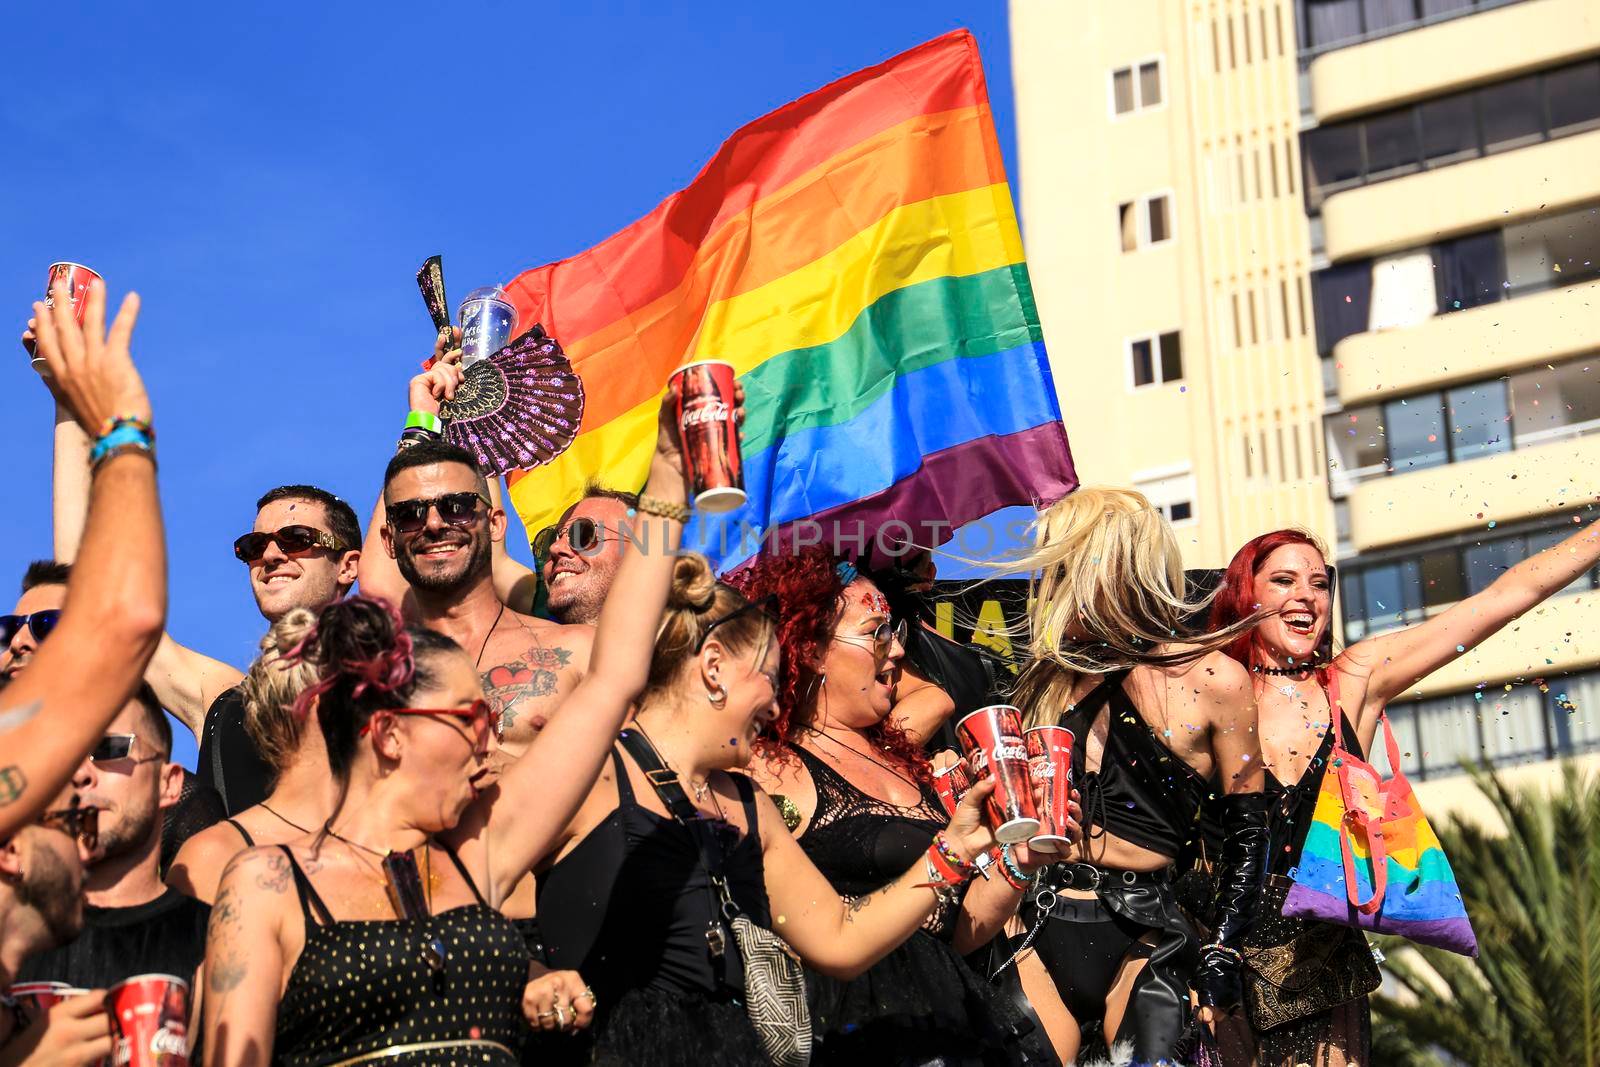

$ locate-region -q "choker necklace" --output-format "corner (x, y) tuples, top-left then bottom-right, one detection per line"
(1257, 662), (1327, 677)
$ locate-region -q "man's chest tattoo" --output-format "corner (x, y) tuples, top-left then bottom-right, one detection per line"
(482, 642), (574, 732)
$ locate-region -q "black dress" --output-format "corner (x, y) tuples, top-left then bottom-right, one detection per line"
(790, 745), (1022, 1065)
(273, 845), (530, 1066)
(537, 746), (771, 1067)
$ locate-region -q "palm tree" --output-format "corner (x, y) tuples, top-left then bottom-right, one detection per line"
(1371, 761), (1600, 1066)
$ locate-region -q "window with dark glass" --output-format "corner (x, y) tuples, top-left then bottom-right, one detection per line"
(1360, 559), (1420, 633)
(1148, 195), (1171, 243)
(1433, 230), (1505, 311)
(1420, 0), (1474, 14)
(1311, 260), (1372, 355)
(1479, 73), (1544, 154)
(1169, 500), (1193, 523)
(1363, 108), (1422, 180)
(1510, 358), (1600, 446)
(1546, 61), (1600, 136)
(1463, 536), (1523, 595)
(1304, 0), (1364, 48)
(1112, 68), (1135, 115)
(1139, 62), (1162, 107)
(1363, 0), (1418, 32)
(1445, 380), (1511, 462)
(1119, 202), (1137, 252)
(1130, 338), (1155, 387)
(1383, 394), (1448, 471)
(1419, 548), (1464, 610)
(1158, 331), (1183, 382)
(1302, 124), (1363, 208)
(1419, 94), (1479, 166)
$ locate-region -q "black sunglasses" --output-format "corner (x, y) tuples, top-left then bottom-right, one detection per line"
(0, 610), (61, 647)
(533, 517), (609, 563)
(387, 492), (490, 534)
(38, 799), (101, 851)
(696, 594), (780, 654)
(233, 524), (349, 564)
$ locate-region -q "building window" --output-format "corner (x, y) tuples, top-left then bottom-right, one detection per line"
(1111, 59), (1164, 116)
(1325, 353), (1600, 494)
(1135, 468), (1198, 525)
(1118, 193), (1174, 251)
(1301, 58), (1600, 212)
(1297, 0), (1531, 57)
(1128, 331), (1184, 388)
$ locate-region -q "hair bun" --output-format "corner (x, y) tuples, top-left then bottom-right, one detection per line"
(666, 553), (718, 613)
(263, 607), (317, 659)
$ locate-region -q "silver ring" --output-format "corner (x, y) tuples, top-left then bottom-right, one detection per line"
(555, 1004), (568, 1029)
(577, 987), (596, 1004)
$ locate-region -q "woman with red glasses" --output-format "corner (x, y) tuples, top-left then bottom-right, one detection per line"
(533, 550), (1007, 1067)
(201, 392), (712, 1066)
(728, 546), (1041, 1065)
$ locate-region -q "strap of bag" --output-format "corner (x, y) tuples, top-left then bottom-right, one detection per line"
(1323, 674), (1388, 914)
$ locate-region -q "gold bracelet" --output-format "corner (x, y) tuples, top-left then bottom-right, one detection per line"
(635, 494), (691, 523)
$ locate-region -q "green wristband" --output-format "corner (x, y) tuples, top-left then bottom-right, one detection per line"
(405, 410), (443, 435)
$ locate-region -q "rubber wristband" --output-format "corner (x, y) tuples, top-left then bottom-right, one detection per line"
(90, 424), (154, 463)
(405, 410), (443, 435)
(998, 845), (1029, 890)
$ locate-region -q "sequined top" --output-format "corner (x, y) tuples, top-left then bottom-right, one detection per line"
(274, 846), (529, 1066)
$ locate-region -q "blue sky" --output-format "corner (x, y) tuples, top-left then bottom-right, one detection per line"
(3, 2), (1030, 769)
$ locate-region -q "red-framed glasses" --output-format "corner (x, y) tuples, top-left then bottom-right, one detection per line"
(361, 699), (494, 739)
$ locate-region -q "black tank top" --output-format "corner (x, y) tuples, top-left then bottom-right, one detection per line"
(274, 845), (528, 1065)
(1061, 670), (1210, 859)
(791, 744), (945, 898)
(1263, 710), (1364, 877)
(194, 687), (274, 816)
(537, 746), (769, 1004)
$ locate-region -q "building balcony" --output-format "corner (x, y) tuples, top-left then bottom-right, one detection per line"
(1345, 432), (1600, 550)
(1332, 277), (1600, 404)
(1308, 0), (1598, 122)
(1320, 128), (1600, 261)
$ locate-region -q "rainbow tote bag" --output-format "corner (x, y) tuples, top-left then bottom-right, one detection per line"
(1281, 702), (1478, 957)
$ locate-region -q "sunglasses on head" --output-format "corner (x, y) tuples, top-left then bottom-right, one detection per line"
(833, 617), (909, 662)
(38, 799), (101, 851)
(696, 594), (781, 654)
(234, 525), (348, 564)
(361, 698), (495, 741)
(0, 610), (61, 647)
(387, 492), (490, 534)
(532, 517), (610, 563)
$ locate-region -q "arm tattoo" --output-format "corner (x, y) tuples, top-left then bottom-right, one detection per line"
(482, 643), (573, 731)
(0, 765), (26, 807)
(0, 700), (41, 735)
(843, 890), (878, 924)
(256, 851), (292, 893)
(206, 884), (249, 994)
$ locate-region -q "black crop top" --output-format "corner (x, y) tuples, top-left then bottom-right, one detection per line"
(1263, 709), (1364, 877)
(1061, 670), (1210, 859)
(537, 746), (769, 1005)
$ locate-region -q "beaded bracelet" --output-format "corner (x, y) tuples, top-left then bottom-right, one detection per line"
(924, 845), (967, 886)
(89, 422), (155, 468)
(931, 832), (975, 878)
(1202, 942), (1243, 963)
(635, 494), (691, 524)
(95, 414), (154, 440)
(998, 845), (1029, 890)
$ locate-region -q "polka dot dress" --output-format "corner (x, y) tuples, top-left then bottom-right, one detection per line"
(274, 850), (529, 1066)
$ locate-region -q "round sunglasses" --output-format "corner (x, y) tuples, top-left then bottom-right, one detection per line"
(387, 492), (490, 534)
(234, 524), (349, 564)
(0, 610), (61, 647)
(832, 617), (909, 663)
(532, 516), (611, 564)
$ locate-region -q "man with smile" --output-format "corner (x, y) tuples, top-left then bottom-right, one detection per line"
(497, 481), (639, 626)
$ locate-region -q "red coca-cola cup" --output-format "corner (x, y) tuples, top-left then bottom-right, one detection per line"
(1025, 725), (1075, 853)
(955, 705), (1040, 844)
(106, 974), (189, 1066)
(932, 757), (975, 816)
(7, 981), (87, 1024)
(34, 263), (103, 372)
(668, 360), (745, 513)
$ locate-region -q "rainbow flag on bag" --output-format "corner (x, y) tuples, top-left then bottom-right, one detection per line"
(1283, 710), (1478, 956)
(500, 29), (1075, 571)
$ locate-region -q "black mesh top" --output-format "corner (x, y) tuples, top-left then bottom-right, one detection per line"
(791, 744), (945, 901)
(194, 686), (274, 816)
(1061, 671), (1210, 859)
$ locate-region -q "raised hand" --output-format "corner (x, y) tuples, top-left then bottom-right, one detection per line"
(409, 326), (464, 416)
(652, 379), (745, 488)
(943, 777), (999, 864)
(30, 282), (150, 434)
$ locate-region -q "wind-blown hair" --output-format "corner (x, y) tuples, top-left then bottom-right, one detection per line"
(1208, 528), (1332, 669)
(1005, 487), (1261, 728)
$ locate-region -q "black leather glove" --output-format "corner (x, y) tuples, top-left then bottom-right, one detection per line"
(1192, 790), (1271, 1013)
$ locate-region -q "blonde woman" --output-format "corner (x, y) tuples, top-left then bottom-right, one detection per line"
(1004, 488), (1270, 1065)
(167, 610), (327, 903)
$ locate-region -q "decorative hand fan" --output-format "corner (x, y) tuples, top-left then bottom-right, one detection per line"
(416, 255), (451, 341)
(439, 324), (586, 476)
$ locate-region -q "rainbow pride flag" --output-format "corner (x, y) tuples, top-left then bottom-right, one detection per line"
(502, 30), (1075, 570)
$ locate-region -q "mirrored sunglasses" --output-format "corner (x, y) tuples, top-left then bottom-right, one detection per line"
(0, 610), (61, 646)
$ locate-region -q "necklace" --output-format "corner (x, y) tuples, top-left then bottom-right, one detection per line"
(1257, 662), (1327, 677)
(633, 726), (721, 813)
(324, 823), (447, 971)
(475, 602), (506, 669)
(260, 802), (311, 834)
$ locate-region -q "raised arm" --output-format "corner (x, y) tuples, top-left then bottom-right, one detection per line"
(1346, 516), (1600, 736)
(356, 330), (463, 609)
(51, 402), (90, 563)
(487, 475), (541, 615)
(762, 778), (997, 978)
(0, 283), (165, 838)
(893, 666), (957, 746)
(202, 848), (290, 1067)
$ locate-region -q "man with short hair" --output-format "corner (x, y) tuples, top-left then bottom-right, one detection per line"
(498, 481), (639, 626)
(0, 562), (71, 683)
(0, 784), (107, 1065)
(15, 686), (210, 993)
(360, 437), (593, 754)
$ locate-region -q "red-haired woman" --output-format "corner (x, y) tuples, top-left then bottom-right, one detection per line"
(1207, 519), (1600, 1066)
(732, 547), (1044, 1065)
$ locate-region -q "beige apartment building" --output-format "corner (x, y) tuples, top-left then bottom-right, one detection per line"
(1009, 0), (1600, 821)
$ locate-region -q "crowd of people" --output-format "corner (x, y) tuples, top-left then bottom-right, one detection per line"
(2, 275), (1598, 1067)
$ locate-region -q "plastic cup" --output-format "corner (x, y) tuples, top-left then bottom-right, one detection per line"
(1025, 725), (1075, 853)
(932, 757), (975, 817)
(106, 974), (189, 1066)
(33, 262), (103, 373)
(955, 705), (1040, 844)
(457, 286), (517, 367)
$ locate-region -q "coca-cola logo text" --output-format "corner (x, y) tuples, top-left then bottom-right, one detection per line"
(970, 740), (1027, 774)
(681, 400), (732, 427)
